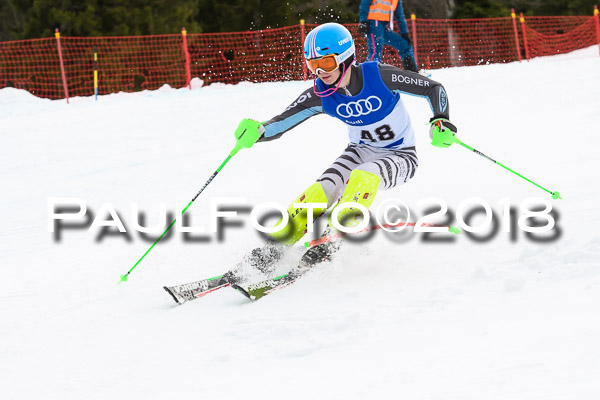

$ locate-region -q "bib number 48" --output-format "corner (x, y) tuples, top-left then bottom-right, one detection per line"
(361, 124), (395, 142)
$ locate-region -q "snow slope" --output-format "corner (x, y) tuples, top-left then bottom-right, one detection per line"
(1, 46), (599, 400)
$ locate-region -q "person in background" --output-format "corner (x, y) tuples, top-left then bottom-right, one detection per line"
(358, 0), (419, 72)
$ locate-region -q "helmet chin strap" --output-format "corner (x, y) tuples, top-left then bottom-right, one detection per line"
(312, 61), (349, 98)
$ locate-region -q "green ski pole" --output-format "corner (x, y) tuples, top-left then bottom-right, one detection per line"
(119, 119), (263, 283)
(431, 127), (561, 200)
(453, 137), (561, 199)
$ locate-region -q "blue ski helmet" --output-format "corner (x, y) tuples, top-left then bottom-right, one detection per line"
(304, 23), (355, 71)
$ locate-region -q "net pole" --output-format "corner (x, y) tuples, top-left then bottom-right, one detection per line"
(54, 29), (70, 103)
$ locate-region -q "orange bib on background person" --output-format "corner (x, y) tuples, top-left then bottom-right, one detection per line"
(367, 0), (398, 23)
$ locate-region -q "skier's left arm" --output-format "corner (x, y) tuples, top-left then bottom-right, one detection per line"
(379, 63), (449, 118)
(379, 63), (457, 146)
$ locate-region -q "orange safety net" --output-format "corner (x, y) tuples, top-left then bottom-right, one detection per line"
(186, 25), (305, 85)
(0, 15), (598, 100)
(1, 34), (191, 98)
(521, 16), (597, 58)
(408, 17), (520, 69)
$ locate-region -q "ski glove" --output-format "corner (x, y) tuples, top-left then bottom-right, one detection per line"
(234, 118), (264, 150)
(429, 117), (457, 148)
(358, 22), (369, 36)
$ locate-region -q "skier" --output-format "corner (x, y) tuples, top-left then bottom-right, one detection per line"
(357, 0), (419, 72)
(230, 22), (456, 278)
(164, 22), (457, 303)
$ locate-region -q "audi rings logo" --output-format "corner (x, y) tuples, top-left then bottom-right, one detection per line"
(336, 96), (382, 118)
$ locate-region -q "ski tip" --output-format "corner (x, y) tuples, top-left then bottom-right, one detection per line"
(163, 286), (182, 305)
(118, 274), (128, 284)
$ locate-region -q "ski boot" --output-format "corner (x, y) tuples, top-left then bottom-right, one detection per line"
(223, 241), (287, 284)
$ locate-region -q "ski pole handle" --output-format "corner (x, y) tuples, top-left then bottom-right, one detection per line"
(230, 119), (263, 156)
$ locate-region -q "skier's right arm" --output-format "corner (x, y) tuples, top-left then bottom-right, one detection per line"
(257, 87), (323, 142)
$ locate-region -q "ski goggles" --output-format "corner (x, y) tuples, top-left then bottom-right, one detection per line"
(306, 54), (339, 74)
(305, 45), (355, 75)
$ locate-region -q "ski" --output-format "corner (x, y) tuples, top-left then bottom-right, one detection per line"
(231, 239), (341, 301)
(163, 275), (230, 305)
(163, 242), (287, 305)
(231, 271), (301, 301)
(164, 238), (342, 304)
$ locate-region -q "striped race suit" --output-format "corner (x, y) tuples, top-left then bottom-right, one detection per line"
(260, 62), (449, 205)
